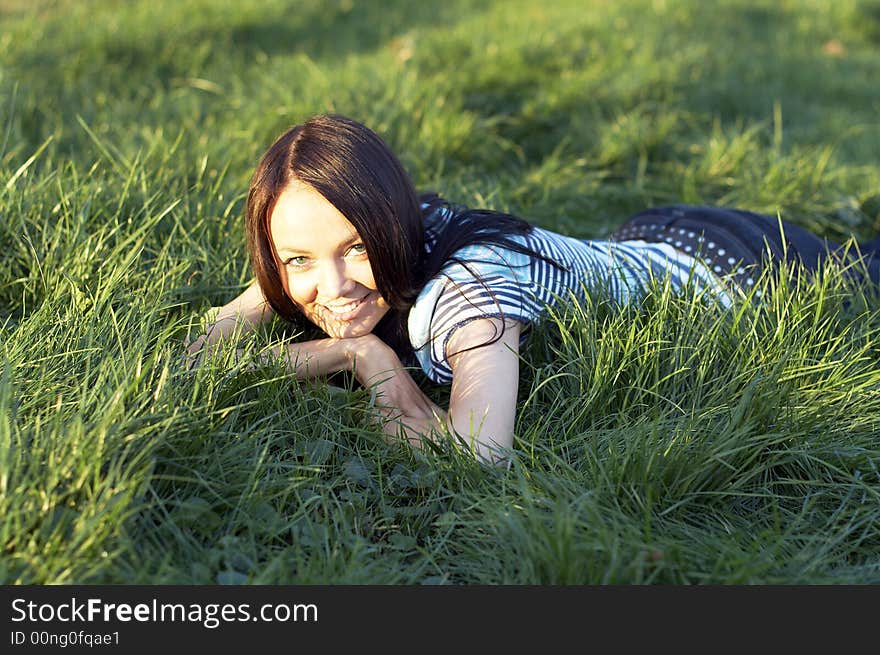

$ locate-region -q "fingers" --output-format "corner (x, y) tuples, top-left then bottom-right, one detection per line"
(182, 343), (206, 372)
(186, 334), (207, 355)
(370, 375), (431, 416)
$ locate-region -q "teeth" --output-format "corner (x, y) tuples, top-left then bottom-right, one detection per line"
(323, 298), (363, 314)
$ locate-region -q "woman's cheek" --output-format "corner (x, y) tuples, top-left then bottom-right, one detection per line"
(285, 273), (315, 306)
(354, 261), (379, 290)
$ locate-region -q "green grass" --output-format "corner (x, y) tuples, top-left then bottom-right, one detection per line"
(2, 0), (880, 584)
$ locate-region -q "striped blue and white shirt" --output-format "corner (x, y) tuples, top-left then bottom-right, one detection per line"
(407, 204), (732, 383)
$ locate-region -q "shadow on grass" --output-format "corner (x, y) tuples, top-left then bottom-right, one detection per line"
(8, 0), (487, 88)
(416, 2), (880, 232)
(446, 2), (879, 166)
(4, 0), (488, 150)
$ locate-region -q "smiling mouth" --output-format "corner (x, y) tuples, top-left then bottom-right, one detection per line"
(320, 295), (370, 320)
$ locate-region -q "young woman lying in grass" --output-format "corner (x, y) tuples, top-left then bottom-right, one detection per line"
(187, 114), (880, 465)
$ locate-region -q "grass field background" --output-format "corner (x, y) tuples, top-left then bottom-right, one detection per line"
(2, 0), (879, 584)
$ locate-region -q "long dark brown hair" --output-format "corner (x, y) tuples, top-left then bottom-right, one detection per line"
(245, 114), (562, 362)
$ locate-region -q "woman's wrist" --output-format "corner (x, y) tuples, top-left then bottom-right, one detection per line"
(344, 333), (382, 370)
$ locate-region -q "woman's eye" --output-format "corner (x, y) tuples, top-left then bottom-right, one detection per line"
(285, 256), (309, 268)
(349, 243), (367, 256)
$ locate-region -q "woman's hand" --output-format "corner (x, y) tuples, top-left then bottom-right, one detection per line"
(185, 282), (275, 369)
(183, 333), (251, 371)
(185, 324), (247, 370)
(184, 332), (214, 370)
(348, 334), (447, 447)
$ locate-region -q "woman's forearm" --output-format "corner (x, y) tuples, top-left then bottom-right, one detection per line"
(200, 282), (274, 344)
(266, 337), (360, 380)
(273, 336), (508, 466)
(188, 282), (274, 359)
(387, 409), (509, 466)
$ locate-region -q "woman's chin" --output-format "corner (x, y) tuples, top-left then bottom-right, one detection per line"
(314, 316), (376, 339)
(308, 302), (389, 339)
(325, 324), (371, 339)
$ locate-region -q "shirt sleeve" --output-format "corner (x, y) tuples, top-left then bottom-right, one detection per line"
(407, 245), (537, 383)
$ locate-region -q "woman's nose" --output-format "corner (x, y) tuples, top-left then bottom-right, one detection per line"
(317, 260), (354, 298)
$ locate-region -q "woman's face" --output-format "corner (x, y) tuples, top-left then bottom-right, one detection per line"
(269, 180), (391, 338)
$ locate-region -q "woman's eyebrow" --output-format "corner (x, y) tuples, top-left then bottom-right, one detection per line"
(276, 245), (309, 255)
(276, 235), (361, 256)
